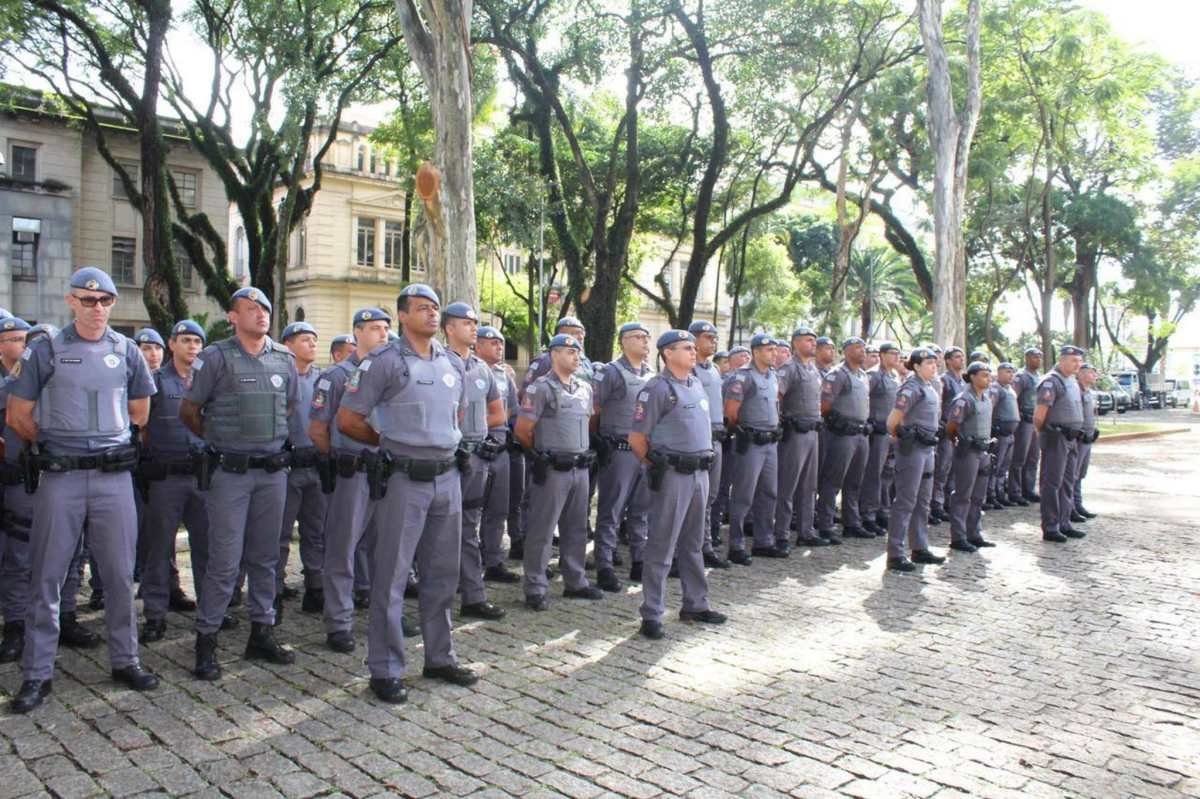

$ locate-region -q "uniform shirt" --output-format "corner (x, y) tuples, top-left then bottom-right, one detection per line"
(1037, 367), (1084, 428)
(893, 375), (941, 431)
(723, 363), (779, 428)
(1, 371), (19, 464)
(288, 366), (321, 448)
(518, 372), (593, 454)
(776, 357), (823, 421)
(948, 388), (992, 440)
(490, 362), (518, 441)
(632, 371), (712, 456)
(146, 359), (205, 457)
(821, 362), (870, 421)
(184, 337), (300, 428)
(448, 348), (500, 442)
(1013, 368), (1041, 417)
(9, 322), (156, 454)
(939, 370), (965, 421)
(309, 354), (362, 454)
(520, 350), (595, 400)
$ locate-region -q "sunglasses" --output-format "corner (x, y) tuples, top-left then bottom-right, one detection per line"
(71, 294), (116, 308)
(0, 336), (26, 345)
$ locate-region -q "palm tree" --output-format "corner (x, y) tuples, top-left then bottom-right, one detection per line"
(846, 246), (926, 340)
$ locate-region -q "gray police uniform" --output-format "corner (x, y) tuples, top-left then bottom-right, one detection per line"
(141, 360), (210, 621)
(712, 370), (740, 539)
(948, 389), (993, 545)
(185, 336), (298, 634)
(277, 366), (327, 593)
(692, 358), (726, 554)
(1073, 387), (1098, 514)
(886, 376), (940, 559)
(594, 357), (652, 570)
(519, 373), (594, 598)
(861, 367), (899, 523)
(504, 377), (526, 552)
(933, 370), (964, 512)
(1037, 368), (1083, 535)
(986, 382), (1020, 503)
(635, 373), (713, 622)
(449, 349), (501, 606)
(817, 363), (871, 533)
(724, 365), (779, 554)
(315, 355), (379, 635)
(1008, 367), (1041, 499)
(10, 324), (155, 680)
(480, 363), (517, 568)
(340, 335), (466, 679)
(773, 357), (822, 544)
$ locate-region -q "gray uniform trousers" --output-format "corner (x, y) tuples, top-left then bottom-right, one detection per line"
(642, 469), (710, 622)
(505, 448), (526, 546)
(278, 466), (327, 591)
(479, 450), (511, 568)
(988, 434), (1015, 501)
(367, 469), (461, 679)
(932, 437), (955, 509)
(773, 430), (818, 544)
(23, 470), (140, 681)
(1008, 421), (1039, 498)
(523, 465), (590, 597)
(595, 450), (650, 569)
(2, 486), (86, 621)
(142, 475), (209, 620)
(458, 453), (490, 605)
(1073, 442), (1092, 512)
(1038, 431), (1076, 534)
(712, 438), (734, 534)
(698, 441), (722, 556)
(949, 448), (990, 544)
(322, 472), (377, 634)
(726, 442), (777, 553)
(816, 432), (869, 531)
(886, 444), (934, 559)
(860, 432), (893, 520)
(198, 468), (287, 634)
(1058, 443), (1079, 525)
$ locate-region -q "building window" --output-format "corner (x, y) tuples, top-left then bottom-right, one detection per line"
(293, 223), (307, 268)
(172, 241), (194, 289)
(295, 306), (305, 322)
(384, 159), (392, 177)
(356, 217), (376, 266)
(11, 218), (39, 280)
(234, 226), (247, 279)
(383, 221), (403, 269)
(111, 236), (137, 285)
(356, 145), (366, 172)
(503, 253), (521, 274)
(171, 169), (198, 208)
(662, 263), (675, 297)
(369, 150), (378, 173)
(9, 145), (37, 183)
(113, 163), (139, 199)
(411, 252), (427, 275)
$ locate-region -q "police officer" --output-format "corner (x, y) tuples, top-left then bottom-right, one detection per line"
(0, 316), (34, 662)
(711, 344), (751, 544)
(311, 308), (393, 653)
(632, 330), (728, 639)
(181, 286), (298, 681)
(275, 321), (327, 616)
(1008, 347), (1043, 505)
(714, 351), (730, 375)
(814, 337), (836, 375)
(946, 361), (996, 552)
(1034, 345), (1086, 543)
(774, 326), (826, 549)
(329, 333), (356, 364)
(337, 284), (479, 703)
(884, 348), (946, 572)
(6, 267), (160, 713)
(864, 344), (880, 372)
(986, 362), (1020, 509)
(687, 320), (731, 568)
(593, 322), (653, 590)
(514, 333), (601, 610)
(139, 320), (213, 642)
(520, 316), (596, 397)
(931, 346), (965, 523)
(861, 342), (900, 535)
(723, 333), (780, 563)
(442, 302), (507, 621)
(817, 337), (873, 541)
(134, 327), (165, 372)
(475, 326), (522, 583)
(1072, 363), (1100, 521)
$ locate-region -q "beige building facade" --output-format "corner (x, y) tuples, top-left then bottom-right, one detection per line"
(1, 88), (225, 333)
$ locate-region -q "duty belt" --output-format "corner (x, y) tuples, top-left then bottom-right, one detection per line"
(992, 419), (1019, 437)
(1045, 424), (1087, 441)
(34, 445), (139, 473)
(601, 434), (633, 451)
(215, 450), (292, 473)
(387, 456), (457, 482)
(140, 458), (197, 480)
(0, 462), (22, 486)
(459, 437), (506, 461)
(289, 446), (321, 469)
(782, 416), (822, 434)
(665, 453), (715, 474)
(711, 426), (729, 443)
(740, 426), (782, 445)
(542, 450), (597, 471)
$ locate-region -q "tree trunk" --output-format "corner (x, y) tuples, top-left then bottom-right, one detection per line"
(395, 0), (478, 307)
(917, 0), (981, 348)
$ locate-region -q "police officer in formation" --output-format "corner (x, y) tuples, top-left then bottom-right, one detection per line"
(3, 264), (1118, 712)
(632, 331), (727, 639)
(1008, 347), (1043, 505)
(593, 322), (653, 590)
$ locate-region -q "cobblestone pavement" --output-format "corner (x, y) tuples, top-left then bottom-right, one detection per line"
(2, 430), (1198, 798)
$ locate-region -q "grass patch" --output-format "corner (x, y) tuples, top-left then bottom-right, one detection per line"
(1094, 420), (1180, 435)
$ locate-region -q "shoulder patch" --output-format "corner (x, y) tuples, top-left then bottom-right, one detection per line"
(637, 390), (650, 402)
(192, 357), (204, 370)
(526, 384), (537, 395)
(358, 359), (372, 371)
(21, 348), (32, 361)
(317, 378), (331, 390)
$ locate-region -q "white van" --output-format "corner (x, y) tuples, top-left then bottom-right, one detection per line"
(1167, 378), (1192, 408)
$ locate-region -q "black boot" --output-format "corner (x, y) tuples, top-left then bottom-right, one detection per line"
(272, 595), (284, 627)
(245, 622), (295, 665)
(59, 612), (100, 649)
(169, 587), (197, 612)
(301, 589), (324, 614)
(9, 679), (51, 714)
(0, 620), (25, 663)
(194, 633), (221, 681)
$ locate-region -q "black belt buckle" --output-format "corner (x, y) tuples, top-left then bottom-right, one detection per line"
(402, 458), (448, 482)
(264, 452), (291, 472)
(219, 452), (250, 474)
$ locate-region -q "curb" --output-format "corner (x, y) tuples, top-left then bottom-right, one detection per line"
(1094, 427), (1190, 444)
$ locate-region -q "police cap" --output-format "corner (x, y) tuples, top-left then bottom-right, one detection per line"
(548, 333), (582, 351)
(997, 361), (1015, 371)
(231, 286), (271, 313)
(398, 283), (440, 307)
(943, 346), (965, 358)
(0, 308), (11, 319)
(966, 361), (992, 377)
(729, 345), (750, 357)
(878, 341), (899, 353)
(171, 320), (206, 343)
(792, 325), (816, 340)
(282, 321), (318, 341)
(0, 317), (31, 334)
(353, 307), (392, 326)
(1060, 345), (1085, 357)
(134, 328), (165, 348)
(750, 333), (773, 349)
(657, 329), (695, 351)
(556, 316), (584, 332)
(842, 336), (865, 351)
(619, 321), (650, 338)
(477, 326), (504, 341)
(70, 266), (119, 297)
(27, 323), (59, 341)
(1024, 347), (1043, 357)
(688, 320), (718, 336)
(442, 302), (478, 322)
(714, 350), (729, 360)
(815, 336), (833, 347)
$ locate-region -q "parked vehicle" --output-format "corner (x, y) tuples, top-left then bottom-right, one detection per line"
(1166, 378), (1192, 408)
(1111, 370), (1167, 410)
(1097, 375), (1130, 414)
(1096, 389), (1115, 415)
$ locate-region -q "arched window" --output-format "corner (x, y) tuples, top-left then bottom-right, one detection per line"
(295, 306), (305, 322)
(234, 226), (246, 279)
(357, 145), (366, 171)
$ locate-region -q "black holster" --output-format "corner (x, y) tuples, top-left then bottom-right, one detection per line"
(317, 455), (337, 494)
(896, 425), (916, 457)
(592, 435), (612, 469)
(20, 445), (40, 495)
(455, 447), (473, 477)
(734, 427), (751, 455)
(193, 447), (215, 491)
(363, 450), (391, 501)
(531, 452), (550, 486)
(646, 451), (668, 492)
